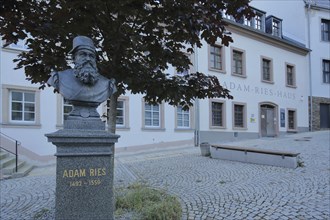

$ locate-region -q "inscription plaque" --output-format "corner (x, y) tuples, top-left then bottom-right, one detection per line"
(47, 128), (119, 220)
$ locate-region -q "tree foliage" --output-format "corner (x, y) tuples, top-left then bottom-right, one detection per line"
(0, 0), (253, 107)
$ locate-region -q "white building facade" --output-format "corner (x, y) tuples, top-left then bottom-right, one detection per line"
(250, 0), (330, 130)
(306, 1), (330, 130)
(198, 9), (310, 143)
(0, 2), (319, 160)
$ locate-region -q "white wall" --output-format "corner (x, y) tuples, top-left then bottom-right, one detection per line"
(308, 7), (330, 98)
(0, 1), (314, 156)
(1, 47), (58, 155)
(1, 46), (194, 155)
(250, 0), (330, 99)
(115, 93), (194, 148)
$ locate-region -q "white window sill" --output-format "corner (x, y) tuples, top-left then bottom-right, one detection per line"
(142, 127), (166, 132)
(1, 123), (41, 129)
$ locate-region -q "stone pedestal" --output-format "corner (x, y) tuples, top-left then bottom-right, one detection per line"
(46, 119), (119, 220)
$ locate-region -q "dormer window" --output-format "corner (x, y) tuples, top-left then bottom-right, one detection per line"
(266, 16), (282, 37)
(177, 68), (189, 76)
(254, 13), (263, 30)
(252, 9), (266, 31)
(223, 7), (266, 32)
(272, 20), (280, 36)
(235, 17), (244, 25)
(244, 18), (252, 27)
(239, 8), (266, 31)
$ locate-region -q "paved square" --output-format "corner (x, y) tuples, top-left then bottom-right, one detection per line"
(1, 131), (329, 219)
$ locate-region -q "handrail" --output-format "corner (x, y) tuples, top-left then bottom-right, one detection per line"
(0, 132), (21, 172)
(0, 132), (21, 145)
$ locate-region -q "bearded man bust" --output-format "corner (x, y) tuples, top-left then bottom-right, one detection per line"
(47, 36), (116, 119)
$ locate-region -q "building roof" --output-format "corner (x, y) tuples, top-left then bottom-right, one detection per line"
(225, 19), (310, 55)
(306, 0), (330, 10)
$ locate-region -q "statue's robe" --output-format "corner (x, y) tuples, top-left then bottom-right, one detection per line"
(47, 69), (116, 104)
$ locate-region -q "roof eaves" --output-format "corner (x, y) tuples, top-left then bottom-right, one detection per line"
(224, 19), (310, 55)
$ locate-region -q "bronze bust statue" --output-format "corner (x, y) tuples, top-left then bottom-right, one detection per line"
(47, 36), (116, 118)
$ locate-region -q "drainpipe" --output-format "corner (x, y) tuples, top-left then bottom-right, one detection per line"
(194, 44), (200, 146)
(194, 99), (200, 146)
(306, 1), (313, 131)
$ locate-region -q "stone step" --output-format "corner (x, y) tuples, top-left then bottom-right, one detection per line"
(0, 150), (9, 160)
(0, 172), (12, 180)
(12, 164), (34, 178)
(0, 149), (34, 179)
(2, 160), (26, 175)
(0, 156), (16, 169)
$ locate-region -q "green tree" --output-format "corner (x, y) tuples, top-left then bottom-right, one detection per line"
(0, 0), (253, 133)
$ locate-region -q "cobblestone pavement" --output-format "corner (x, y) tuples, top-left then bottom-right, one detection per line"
(1, 131), (329, 219)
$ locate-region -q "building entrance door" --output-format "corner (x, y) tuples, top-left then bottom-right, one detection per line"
(320, 103), (330, 129)
(260, 105), (276, 137)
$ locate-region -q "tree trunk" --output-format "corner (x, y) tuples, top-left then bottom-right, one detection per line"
(107, 94), (119, 134)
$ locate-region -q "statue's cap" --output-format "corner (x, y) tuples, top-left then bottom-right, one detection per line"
(69, 36), (96, 54)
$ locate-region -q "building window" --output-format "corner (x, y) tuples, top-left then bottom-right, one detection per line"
(263, 59), (271, 81)
(145, 104), (160, 127)
(321, 19), (330, 42)
(234, 105), (244, 128)
(233, 103), (246, 129)
(10, 91), (35, 122)
(105, 96), (130, 129)
(116, 100), (125, 126)
(272, 20), (280, 37)
(255, 14), (262, 30)
(233, 50), (243, 75)
(320, 103), (330, 129)
(2, 85), (40, 127)
(247, 8), (266, 31)
(231, 48), (245, 77)
(287, 109), (297, 131)
(177, 68), (189, 76)
(210, 100), (226, 128)
(212, 102), (223, 127)
(286, 64), (296, 87)
(244, 18), (252, 27)
(266, 16), (282, 37)
(176, 53), (194, 76)
(235, 17), (244, 24)
(261, 57), (273, 83)
(176, 106), (190, 128)
(254, 11), (265, 31)
(222, 10), (232, 20)
(209, 45), (225, 72)
(63, 99), (73, 121)
(56, 95), (74, 127)
(323, 59), (330, 84)
(143, 101), (164, 129)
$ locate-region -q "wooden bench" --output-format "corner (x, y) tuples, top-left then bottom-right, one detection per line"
(210, 144), (300, 169)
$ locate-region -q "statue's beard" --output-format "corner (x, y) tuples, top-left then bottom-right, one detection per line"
(74, 61), (99, 86)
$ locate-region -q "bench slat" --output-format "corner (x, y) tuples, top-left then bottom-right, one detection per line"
(211, 144), (300, 157)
